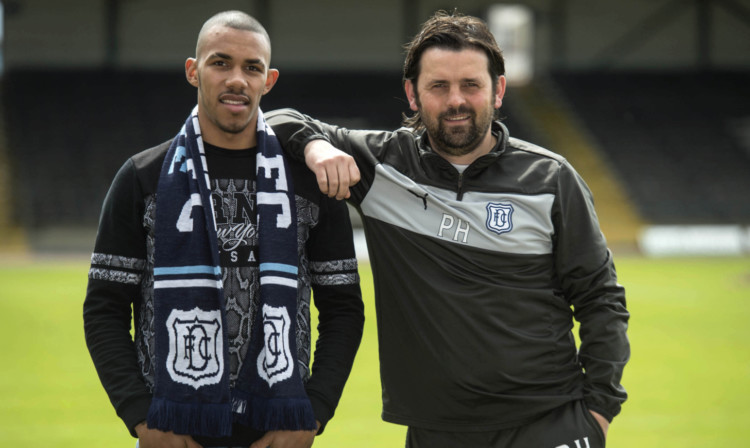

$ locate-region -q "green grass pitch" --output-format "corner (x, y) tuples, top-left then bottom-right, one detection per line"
(1, 256), (748, 447)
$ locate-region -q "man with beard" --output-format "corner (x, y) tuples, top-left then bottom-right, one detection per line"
(83, 10), (363, 448)
(267, 10), (629, 448)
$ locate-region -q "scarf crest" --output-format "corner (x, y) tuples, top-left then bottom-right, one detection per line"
(147, 106), (316, 437)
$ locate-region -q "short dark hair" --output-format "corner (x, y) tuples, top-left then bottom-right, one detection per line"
(196, 10), (271, 58)
(402, 11), (505, 130)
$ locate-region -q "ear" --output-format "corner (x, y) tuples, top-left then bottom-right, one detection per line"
(494, 75), (507, 109)
(263, 69), (280, 95)
(185, 58), (199, 88)
(404, 79), (419, 112)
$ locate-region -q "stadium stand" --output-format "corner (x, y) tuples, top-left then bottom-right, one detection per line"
(551, 71), (750, 225)
(3, 70), (196, 229)
(2, 69), (538, 232)
(3, 69), (749, 237)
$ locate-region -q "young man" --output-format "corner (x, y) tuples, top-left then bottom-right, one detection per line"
(267, 11), (629, 448)
(83, 11), (364, 448)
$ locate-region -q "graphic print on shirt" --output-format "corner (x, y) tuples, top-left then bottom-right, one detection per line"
(211, 179), (259, 266)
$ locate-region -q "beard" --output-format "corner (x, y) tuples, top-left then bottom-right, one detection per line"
(416, 95), (496, 158)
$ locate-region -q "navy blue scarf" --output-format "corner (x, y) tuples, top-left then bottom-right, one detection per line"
(147, 107), (317, 437)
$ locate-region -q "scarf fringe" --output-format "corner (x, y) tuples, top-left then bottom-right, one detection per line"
(234, 393), (317, 431)
(147, 397), (233, 437)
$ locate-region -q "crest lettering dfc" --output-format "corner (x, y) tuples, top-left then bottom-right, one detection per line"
(167, 307), (224, 389)
(486, 202), (514, 235)
(257, 304), (294, 386)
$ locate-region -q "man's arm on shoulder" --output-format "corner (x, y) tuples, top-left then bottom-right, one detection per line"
(305, 139), (360, 200)
(267, 108), (359, 199)
(267, 108), (399, 201)
(266, 109), (334, 162)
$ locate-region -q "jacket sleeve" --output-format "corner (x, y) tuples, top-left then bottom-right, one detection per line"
(303, 192), (365, 435)
(83, 159), (152, 437)
(553, 160), (630, 422)
(267, 108), (400, 205)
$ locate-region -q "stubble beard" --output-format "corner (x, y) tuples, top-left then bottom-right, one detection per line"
(212, 98), (255, 135)
(198, 77), (255, 135)
(216, 116), (252, 134)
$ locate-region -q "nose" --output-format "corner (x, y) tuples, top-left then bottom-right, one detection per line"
(225, 67), (248, 90)
(446, 86), (466, 109)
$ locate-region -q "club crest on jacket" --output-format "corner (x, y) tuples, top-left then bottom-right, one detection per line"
(486, 202), (514, 235)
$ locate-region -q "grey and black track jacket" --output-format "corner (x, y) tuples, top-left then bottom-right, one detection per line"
(267, 108), (630, 432)
(83, 141), (364, 445)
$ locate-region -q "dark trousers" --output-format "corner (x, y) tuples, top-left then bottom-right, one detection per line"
(192, 423), (265, 447)
(405, 400), (606, 448)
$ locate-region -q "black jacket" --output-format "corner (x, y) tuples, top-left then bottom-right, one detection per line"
(268, 108), (630, 431)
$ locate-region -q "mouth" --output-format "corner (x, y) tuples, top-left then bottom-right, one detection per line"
(441, 108), (473, 124)
(444, 114), (471, 122)
(442, 114), (473, 127)
(219, 93), (251, 110)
